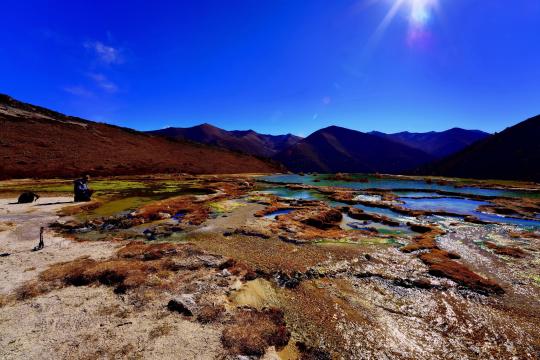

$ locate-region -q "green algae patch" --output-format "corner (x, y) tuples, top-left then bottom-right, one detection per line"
(316, 236), (398, 247)
(530, 275), (540, 286)
(210, 199), (245, 213)
(89, 196), (153, 217)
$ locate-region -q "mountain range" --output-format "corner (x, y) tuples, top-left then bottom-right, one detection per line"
(148, 124), (301, 158)
(2, 94), (538, 181)
(369, 128), (490, 159)
(273, 126), (434, 173)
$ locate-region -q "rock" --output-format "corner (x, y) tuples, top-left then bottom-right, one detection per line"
(17, 191), (40, 204)
(408, 223), (433, 233)
(221, 269), (232, 277)
(463, 215), (491, 225)
(234, 228), (272, 239)
(158, 212), (172, 219)
(301, 208), (342, 230)
(143, 229), (156, 241)
(167, 294), (197, 316)
(348, 208), (399, 227)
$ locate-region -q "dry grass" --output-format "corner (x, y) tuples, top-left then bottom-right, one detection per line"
(116, 241), (186, 260)
(221, 307), (290, 356)
(0, 294), (11, 307)
(16, 242), (225, 299)
(400, 226), (443, 253)
(148, 323), (175, 340)
(197, 304), (226, 324)
(57, 201), (101, 216)
(15, 280), (54, 300)
(485, 241), (526, 258)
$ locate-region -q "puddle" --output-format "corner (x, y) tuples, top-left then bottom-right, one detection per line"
(264, 209), (293, 219)
(399, 197), (490, 215)
(261, 187), (321, 201)
(340, 213), (412, 235)
(394, 191), (446, 198)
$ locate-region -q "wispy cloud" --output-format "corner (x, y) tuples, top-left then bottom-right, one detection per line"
(63, 85), (94, 97)
(84, 41), (123, 64)
(87, 73), (118, 93)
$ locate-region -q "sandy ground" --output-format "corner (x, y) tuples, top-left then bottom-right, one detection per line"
(0, 197), (226, 359)
(0, 197), (116, 295)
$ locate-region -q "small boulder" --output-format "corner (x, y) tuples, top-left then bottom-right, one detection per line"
(167, 294), (197, 316)
(17, 191), (40, 204)
(301, 208), (342, 230)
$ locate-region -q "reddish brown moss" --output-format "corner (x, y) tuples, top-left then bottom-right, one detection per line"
(485, 241), (526, 258)
(419, 250), (504, 295)
(21, 242), (224, 298)
(197, 304), (226, 324)
(221, 307), (290, 356)
(400, 226), (443, 253)
(116, 241), (184, 260)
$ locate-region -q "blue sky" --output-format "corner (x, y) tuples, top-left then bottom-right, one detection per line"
(1, 1), (539, 136)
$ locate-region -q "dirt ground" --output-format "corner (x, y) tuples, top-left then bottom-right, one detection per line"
(0, 197), (226, 360)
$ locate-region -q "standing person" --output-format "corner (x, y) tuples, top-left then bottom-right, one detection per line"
(74, 174), (93, 202)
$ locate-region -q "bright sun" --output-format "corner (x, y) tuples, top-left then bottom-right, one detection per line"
(408, 0), (437, 26)
(364, 0), (440, 51)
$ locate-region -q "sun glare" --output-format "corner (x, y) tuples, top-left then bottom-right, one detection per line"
(409, 0), (437, 27)
(367, 0), (439, 50)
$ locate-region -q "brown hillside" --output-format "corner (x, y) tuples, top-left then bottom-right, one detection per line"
(0, 95), (280, 179)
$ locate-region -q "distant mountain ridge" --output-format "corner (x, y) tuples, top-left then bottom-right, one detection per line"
(422, 115), (540, 182)
(369, 128), (490, 159)
(274, 125), (434, 174)
(148, 124), (493, 175)
(148, 124), (302, 158)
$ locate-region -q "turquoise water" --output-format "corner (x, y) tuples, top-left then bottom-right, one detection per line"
(259, 178), (540, 229)
(400, 197), (540, 229)
(260, 187), (321, 201)
(399, 197), (490, 214)
(262, 174), (536, 198)
(354, 204), (406, 219)
(394, 191), (445, 198)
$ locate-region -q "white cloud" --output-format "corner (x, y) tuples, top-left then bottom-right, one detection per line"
(84, 41), (123, 64)
(63, 85), (94, 97)
(87, 73), (118, 93)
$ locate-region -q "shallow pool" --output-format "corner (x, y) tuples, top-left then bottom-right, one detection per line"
(261, 174), (534, 198)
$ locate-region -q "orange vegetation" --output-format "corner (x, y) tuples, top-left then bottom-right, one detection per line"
(221, 308), (290, 356)
(419, 249), (504, 295)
